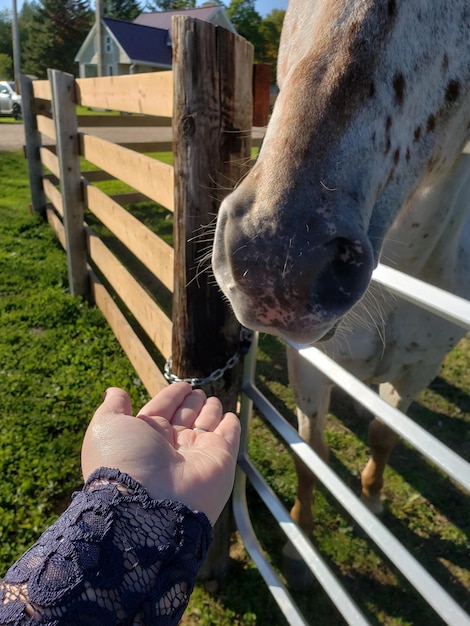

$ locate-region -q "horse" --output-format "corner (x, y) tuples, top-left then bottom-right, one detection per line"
(212, 0), (470, 570)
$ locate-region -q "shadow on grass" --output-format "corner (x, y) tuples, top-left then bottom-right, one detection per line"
(246, 335), (470, 624)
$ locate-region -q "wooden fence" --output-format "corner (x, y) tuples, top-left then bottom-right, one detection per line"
(20, 16), (269, 403)
(21, 16), (268, 581)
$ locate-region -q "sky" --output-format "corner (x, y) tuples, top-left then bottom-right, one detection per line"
(0, 0), (289, 17)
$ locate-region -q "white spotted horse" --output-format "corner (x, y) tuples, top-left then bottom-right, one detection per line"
(213, 0), (470, 574)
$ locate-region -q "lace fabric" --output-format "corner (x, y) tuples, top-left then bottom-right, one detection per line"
(0, 468), (212, 625)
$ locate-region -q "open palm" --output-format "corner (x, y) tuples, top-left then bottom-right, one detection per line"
(81, 382), (240, 524)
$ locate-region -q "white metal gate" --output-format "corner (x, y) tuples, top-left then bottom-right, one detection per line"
(233, 263), (470, 626)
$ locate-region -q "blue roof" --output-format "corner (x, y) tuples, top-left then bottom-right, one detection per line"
(103, 17), (172, 67)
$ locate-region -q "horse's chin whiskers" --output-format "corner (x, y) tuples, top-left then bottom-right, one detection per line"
(202, 157), (254, 196)
(187, 219), (217, 244)
(339, 288), (388, 352)
(356, 295), (387, 350)
(186, 259), (214, 288)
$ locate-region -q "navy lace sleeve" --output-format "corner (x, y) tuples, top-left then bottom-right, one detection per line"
(0, 467), (213, 625)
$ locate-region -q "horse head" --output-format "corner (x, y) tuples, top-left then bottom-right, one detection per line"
(213, 0), (470, 343)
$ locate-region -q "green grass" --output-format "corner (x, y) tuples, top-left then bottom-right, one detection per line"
(0, 149), (469, 625)
(76, 105), (121, 116)
(248, 334), (470, 625)
(0, 152), (149, 567)
(0, 115), (22, 124)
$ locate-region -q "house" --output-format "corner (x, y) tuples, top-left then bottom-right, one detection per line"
(133, 6), (236, 32)
(75, 6), (237, 78)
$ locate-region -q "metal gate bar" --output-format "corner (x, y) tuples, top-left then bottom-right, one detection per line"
(372, 264), (470, 329)
(234, 329), (470, 625)
(288, 342), (470, 494)
(233, 267), (470, 625)
(235, 454), (371, 626)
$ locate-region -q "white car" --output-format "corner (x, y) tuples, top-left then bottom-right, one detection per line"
(0, 81), (22, 119)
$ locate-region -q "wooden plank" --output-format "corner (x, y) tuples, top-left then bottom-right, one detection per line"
(37, 114), (56, 141)
(44, 172), (59, 185)
(49, 69), (88, 298)
(80, 133), (174, 211)
(43, 177), (63, 216)
(75, 72), (173, 117)
(46, 206), (66, 249)
(32, 78), (52, 101)
(86, 227), (172, 359)
(117, 141), (173, 153)
(40, 146), (60, 178)
(33, 99), (52, 116)
(89, 270), (167, 397)
(20, 74), (47, 215)
(77, 115), (171, 128)
(84, 183), (174, 292)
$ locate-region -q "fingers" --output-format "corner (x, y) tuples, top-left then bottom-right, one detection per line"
(93, 387), (132, 420)
(136, 384), (239, 449)
(192, 396), (224, 431)
(136, 382), (194, 421)
(137, 383), (222, 430)
(170, 388), (208, 428)
(213, 411), (241, 455)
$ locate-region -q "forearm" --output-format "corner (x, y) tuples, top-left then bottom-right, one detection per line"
(0, 468), (212, 625)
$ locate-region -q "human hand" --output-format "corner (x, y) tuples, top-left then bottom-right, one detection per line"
(81, 382), (241, 525)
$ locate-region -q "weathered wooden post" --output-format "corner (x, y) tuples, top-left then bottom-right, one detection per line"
(171, 16), (254, 583)
(20, 74), (47, 216)
(49, 69), (89, 298)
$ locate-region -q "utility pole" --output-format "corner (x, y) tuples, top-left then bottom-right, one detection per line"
(95, 0), (105, 77)
(11, 0), (21, 90)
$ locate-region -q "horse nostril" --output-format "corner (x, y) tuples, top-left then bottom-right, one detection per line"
(313, 236), (373, 315)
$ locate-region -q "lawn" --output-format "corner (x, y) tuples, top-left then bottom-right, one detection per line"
(0, 149), (282, 625)
(0, 151), (150, 568)
(0, 149), (469, 625)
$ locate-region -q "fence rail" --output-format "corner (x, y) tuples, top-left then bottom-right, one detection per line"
(236, 266), (470, 625)
(21, 16), (263, 581)
(22, 17), (265, 401)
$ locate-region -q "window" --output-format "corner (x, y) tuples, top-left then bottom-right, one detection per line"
(106, 36), (112, 53)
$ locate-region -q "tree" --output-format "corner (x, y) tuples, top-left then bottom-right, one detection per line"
(18, 2), (40, 74)
(144, 0), (195, 10)
(0, 53), (12, 80)
(22, 0), (93, 78)
(258, 9), (285, 83)
(103, 0), (142, 21)
(227, 0), (263, 57)
(0, 9), (13, 62)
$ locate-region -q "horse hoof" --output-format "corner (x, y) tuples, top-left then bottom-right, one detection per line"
(360, 494), (384, 515)
(281, 545), (315, 591)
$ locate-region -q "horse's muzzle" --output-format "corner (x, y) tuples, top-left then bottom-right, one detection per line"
(212, 195), (374, 344)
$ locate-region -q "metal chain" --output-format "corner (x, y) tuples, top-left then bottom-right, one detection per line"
(164, 326), (253, 387)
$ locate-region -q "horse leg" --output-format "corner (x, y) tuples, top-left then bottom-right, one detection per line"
(361, 359), (443, 513)
(360, 395), (402, 514)
(283, 346), (333, 587)
(289, 404), (331, 534)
